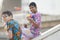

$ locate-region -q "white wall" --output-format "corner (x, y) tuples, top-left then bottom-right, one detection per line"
(29, 0), (60, 15)
(21, 0), (29, 11)
(0, 0), (3, 11)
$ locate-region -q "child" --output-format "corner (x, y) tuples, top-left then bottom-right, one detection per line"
(21, 24), (33, 40)
(2, 11), (22, 40)
(27, 2), (41, 39)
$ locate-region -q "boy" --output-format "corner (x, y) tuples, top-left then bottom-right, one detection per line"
(27, 2), (41, 38)
(2, 11), (22, 40)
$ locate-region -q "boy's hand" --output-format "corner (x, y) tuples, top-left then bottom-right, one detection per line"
(4, 26), (7, 31)
(27, 17), (33, 23)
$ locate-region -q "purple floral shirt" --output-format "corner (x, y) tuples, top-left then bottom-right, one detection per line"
(30, 12), (41, 38)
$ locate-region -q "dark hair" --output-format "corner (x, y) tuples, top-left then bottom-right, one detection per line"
(24, 24), (27, 28)
(2, 11), (13, 17)
(29, 2), (37, 7)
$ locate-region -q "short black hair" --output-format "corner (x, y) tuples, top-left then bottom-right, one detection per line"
(2, 11), (13, 17)
(29, 2), (37, 7)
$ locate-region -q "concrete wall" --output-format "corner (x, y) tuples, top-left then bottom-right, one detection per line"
(0, 0), (3, 11)
(44, 31), (60, 40)
(42, 20), (60, 28)
(21, 0), (29, 11)
(1, 0), (21, 11)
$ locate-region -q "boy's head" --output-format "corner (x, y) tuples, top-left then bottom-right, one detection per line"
(2, 11), (13, 22)
(29, 2), (37, 13)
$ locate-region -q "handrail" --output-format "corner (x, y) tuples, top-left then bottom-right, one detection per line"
(0, 24), (60, 40)
(32, 24), (60, 40)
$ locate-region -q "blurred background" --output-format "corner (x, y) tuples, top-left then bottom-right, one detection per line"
(0, 0), (60, 40)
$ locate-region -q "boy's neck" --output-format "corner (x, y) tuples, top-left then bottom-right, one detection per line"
(7, 19), (13, 22)
(33, 11), (37, 14)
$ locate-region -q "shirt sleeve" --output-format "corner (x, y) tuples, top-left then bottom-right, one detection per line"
(35, 14), (41, 25)
(9, 22), (20, 34)
(14, 23), (20, 34)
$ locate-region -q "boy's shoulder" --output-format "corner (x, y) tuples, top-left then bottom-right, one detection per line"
(7, 19), (19, 27)
(36, 12), (41, 15)
(7, 19), (20, 29)
(9, 19), (18, 24)
(36, 12), (41, 17)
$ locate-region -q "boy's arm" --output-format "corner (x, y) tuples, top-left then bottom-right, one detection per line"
(8, 28), (13, 39)
(8, 21), (22, 38)
(7, 23), (13, 39)
(27, 14), (41, 28)
(27, 17), (38, 28)
(14, 23), (22, 37)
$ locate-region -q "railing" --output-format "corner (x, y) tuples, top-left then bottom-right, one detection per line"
(0, 24), (60, 40)
(32, 24), (60, 40)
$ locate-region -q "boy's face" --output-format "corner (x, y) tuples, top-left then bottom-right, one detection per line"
(2, 14), (11, 22)
(29, 6), (37, 13)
